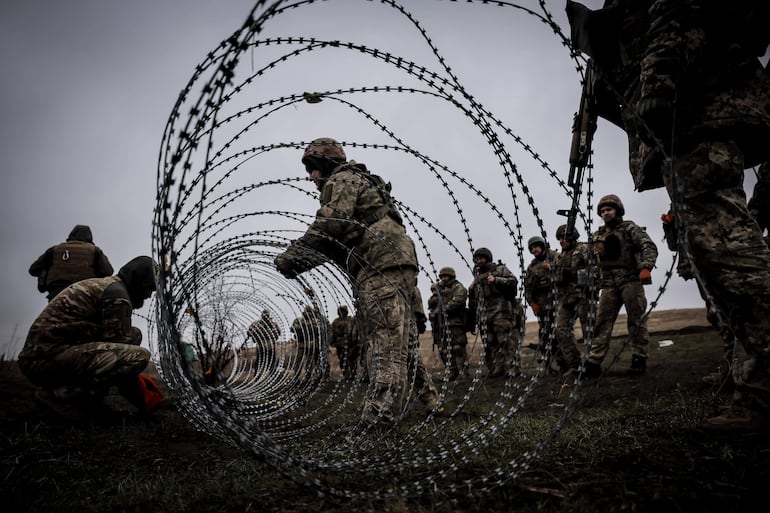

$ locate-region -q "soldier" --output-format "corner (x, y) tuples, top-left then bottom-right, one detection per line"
(427, 284), (442, 357)
(567, 0), (770, 429)
(18, 256), (159, 416)
(552, 224), (592, 375)
(29, 225), (114, 301)
(290, 305), (330, 382)
(467, 247), (521, 378)
(330, 305), (358, 381)
(586, 195), (658, 377)
(524, 235), (558, 361)
(274, 137), (418, 425)
(245, 310), (281, 374)
(434, 267), (469, 380)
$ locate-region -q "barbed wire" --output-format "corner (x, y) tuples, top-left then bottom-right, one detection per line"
(149, 0), (681, 500)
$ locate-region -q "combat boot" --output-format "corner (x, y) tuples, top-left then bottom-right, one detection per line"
(580, 361), (602, 379)
(702, 405), (770, 432)
(627, 355), (647, 375)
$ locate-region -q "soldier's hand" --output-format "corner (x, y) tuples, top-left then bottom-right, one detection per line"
(275, 253), (298, 279)
(486, 274), (495, 283)
(639, 268), (652, 285)
(543, 263), (551, 271)
(530, 303), (541, 316)
(416, 318), (426, 334)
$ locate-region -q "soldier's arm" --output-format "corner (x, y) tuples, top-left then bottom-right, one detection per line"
(630, 223), (659, 269)
(95, 248), (114, 277)
(444, 283), (467, 312)
(29, 248), (53, 277)
(100, 282), (134, 343)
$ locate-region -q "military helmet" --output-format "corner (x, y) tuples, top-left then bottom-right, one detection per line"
(473, 247), (493, 262)
(302, 138), (346, 169)
(438, 266), (456, 279)
(556, 224), (580, 241)
(597, 194), (625, 216)
(527, 236), (546, 250)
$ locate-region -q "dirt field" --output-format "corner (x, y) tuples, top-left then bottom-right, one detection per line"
(2, 307), (769, 513)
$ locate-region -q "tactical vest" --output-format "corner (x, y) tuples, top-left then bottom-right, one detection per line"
(45, 241), (98, 287)
(594, 221), (638, 273)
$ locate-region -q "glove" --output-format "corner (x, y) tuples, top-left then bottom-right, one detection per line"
(530, 303), (541, 316)
(639, 268), (652, 285)
(274, 253), (298, 279)
(416, 317), (426, 334)
(137, 374), (164, 414)
(543, 263), (551, 271)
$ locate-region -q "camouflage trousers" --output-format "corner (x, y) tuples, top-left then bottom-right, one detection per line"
(438, 325), (468, 376)
(407, 340), (438, 408)
(19, 341), (150, 393)
(358, 268), (416, 424)
(590, 280), (649, 364)
(665, 140), (770, 399)
(479, 315), (518, 374)
(554, 292), (591, 370)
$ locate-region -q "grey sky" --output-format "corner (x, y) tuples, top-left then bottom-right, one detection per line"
(1, 0), (720, 357)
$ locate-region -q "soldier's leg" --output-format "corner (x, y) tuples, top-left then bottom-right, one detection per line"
(554, 301), (581, 372)
(589, 287), (623, 366)
(621, 281), (649, 374)
(359, 270), (413, 425)
(667, 141), (770, 427)
(490, 317), (515, 376)
(449, 325), (468, 379)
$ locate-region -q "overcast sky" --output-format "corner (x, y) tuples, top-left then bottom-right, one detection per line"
(1, 0), (725, 358)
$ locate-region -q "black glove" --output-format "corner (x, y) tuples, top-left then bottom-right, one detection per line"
(416, 317), (426, 334)
(274, 254), (298, 279)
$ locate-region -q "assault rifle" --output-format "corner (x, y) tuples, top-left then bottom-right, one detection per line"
(557, 62), (597, 237)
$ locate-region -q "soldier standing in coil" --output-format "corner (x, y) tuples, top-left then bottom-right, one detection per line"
(435, 267), (469, 381)
(467, 247), (521, 378)
(587, 195), (658, 377)
(552, 224), (592, 375)
(274, 138), (418, 426)
(524, 235), (558, 362)
(330, 305), (358, 381)
(567, 0), (770, 430)
(29, 225), (113, 301)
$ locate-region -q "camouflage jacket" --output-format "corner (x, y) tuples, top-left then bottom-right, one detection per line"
(436, 278), (468, 327)
(247, 317), (281, 345)
(592, 219), (658, 286)
(468, 261), (519, 321)
(554, 242), (590, 297)
(569, 0), (770, 191)
(524, 249), (558, 306)
(282, 161), (418, 281)
(330, 315), (355, 349)
(20, 276), (135, 357)
(291, 310), (330, 347)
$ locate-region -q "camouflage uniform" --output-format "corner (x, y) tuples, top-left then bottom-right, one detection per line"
(330, 306), (359, 381)
(524, 236), (558, 356)
(435, 267), (469, 380)
(290, 306), (330, 382)
(29, 225), (114, 301)
(552, 226), (592, 373)
(590, 195), (658, 373)
(568, 0), (770, 425)
(275, 138), (418, 425)
(468, 248), (522, 377)
(246, 311), (281, 373)
(18, 256), (156, 411)
(427, 285), (442, 356)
